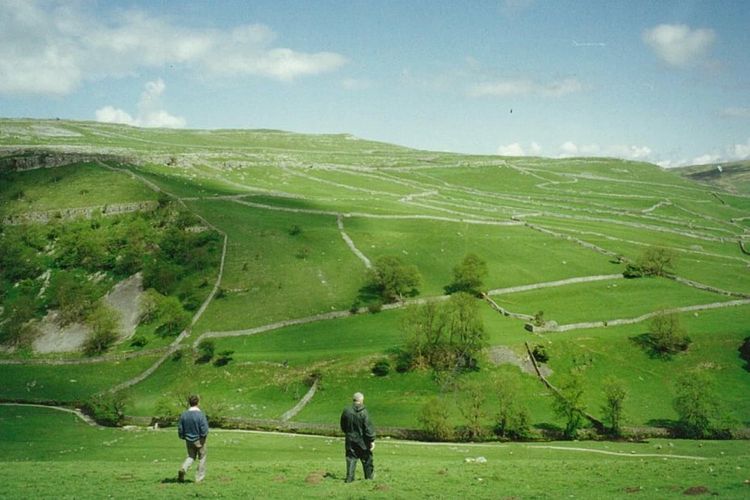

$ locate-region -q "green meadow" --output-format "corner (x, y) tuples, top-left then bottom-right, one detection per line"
(1, 405), (748, 499)
(0, 119), (749, 497)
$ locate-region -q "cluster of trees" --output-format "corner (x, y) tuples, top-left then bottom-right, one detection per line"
(418, 374), (532, 442)
(0, 202), (221, 354)
(401, 292), (488, 373)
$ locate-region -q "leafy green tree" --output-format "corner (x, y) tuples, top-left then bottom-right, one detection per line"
(494, 372), (531, 439)
(371, 255), (421, 303)
(418, 397), (455, 441)
(48, 270), (99, 326)
(647, 311), (691, 358)
(401, 301), (449, 370)
(636, 246), (677, 277)
(83, 392), (128, 426)
(601, 377), (627, 437)
(458, 381), (488, 441)
(552, 371), (587, 439)
(446, 253), (488, 295)
(445, 292), (487, 371)
(673, 372), (720, 438)
(155, 295), (190, 337)
(0, 291), (39, 347)
(0, 230), (42, 281)
(82, 303), (121, 356)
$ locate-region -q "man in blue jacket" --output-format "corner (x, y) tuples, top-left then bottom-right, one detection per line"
(340, 392), (376, 482)
(177, 394), (209, 483)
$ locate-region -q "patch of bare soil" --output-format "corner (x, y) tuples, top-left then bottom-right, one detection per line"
(104, 272), (143, 341)
(32, 273), (143, 353)
(32, 311), (89, 353)
(487, 346), (552, 377)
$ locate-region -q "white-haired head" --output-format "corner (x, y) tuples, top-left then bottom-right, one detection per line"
(353, 392), (364, 404)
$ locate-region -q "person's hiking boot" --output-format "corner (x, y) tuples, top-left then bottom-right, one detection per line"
(177, 469), (185, 482)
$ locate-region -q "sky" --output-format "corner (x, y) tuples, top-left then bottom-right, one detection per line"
(1, 0), (749, 167)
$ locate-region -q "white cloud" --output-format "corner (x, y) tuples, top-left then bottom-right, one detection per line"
(468, 78), (582, 98)
(95, 78), (185, 128)
(642, 24), (715, 67)
(558, 142), (653, 160)
(497, 141), (542, 156)
(95, 106), (136, 126)
(731, 138), (750, 160)
(0, 1), (347, 96)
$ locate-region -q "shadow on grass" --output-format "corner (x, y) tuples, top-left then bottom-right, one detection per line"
(629, 333), (676, 360)
(161, 477), (193, 484)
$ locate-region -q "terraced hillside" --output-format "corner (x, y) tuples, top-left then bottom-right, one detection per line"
(1, 118), (748, 438)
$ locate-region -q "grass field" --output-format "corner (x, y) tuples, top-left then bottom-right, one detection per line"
(1, 405), (749, 499)
(1, 119), (749, 486)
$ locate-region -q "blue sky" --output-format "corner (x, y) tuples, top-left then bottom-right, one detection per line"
(1, 0), (748, 166)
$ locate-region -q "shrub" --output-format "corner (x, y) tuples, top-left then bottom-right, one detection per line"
(288, 225), (302, 236)
(419, 397), (455, 441)
(531, 344), (549, 363)
(673, 372), (720, 438)
(371, 359), (391, 377)
(213, 350), (235, 367)
(196, 340), (215, 364)
(739, 337), (750, 371)
(494, 373), (532, 440)
(533, 311), (545, 327)
(552, 371), (587, 439)
(130, 335), (148, 348)
(367, 301), (383, 314)
(83, 393), (127, 426)
(82, 303), (121, 356)
(601, 377), (627, 437)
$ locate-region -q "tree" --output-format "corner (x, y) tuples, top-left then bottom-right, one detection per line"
(673, 372), (720, 438)
(155, 295), (190, 337)
(552, 371), (587, 439)
(445, 292), (487, 371)
(636, 246), (677, 277)
(400, 293), (487, 373)
(401, 301), (450, 371)
(418, 397), (455, 441)
(647, 311), (691, 358)
(458, 382), (488, 441)
(494, 372), (531, 439)
(83, 303), (121, 356)
(49, 270), (99, 326)
(370, 255), (421, 303)
(601, 377), (627, 437)
(446, 253), (488, 295)
(0, 291), (38, 347)
(83, 392), (128, 426)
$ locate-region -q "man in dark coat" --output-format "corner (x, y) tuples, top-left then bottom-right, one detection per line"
(177, 394), (209, 482)
(339, 391), (376, 482)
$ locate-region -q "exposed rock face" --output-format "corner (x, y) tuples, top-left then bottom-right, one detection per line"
(31, 273), (144, 353)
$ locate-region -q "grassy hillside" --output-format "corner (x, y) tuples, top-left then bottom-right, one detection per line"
(1, 119), (749, 442)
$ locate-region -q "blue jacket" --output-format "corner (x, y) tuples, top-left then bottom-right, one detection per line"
(178, 408), (209, 443)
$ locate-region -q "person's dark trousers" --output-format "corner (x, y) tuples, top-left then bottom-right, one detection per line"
(345, 444), (374, 482)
